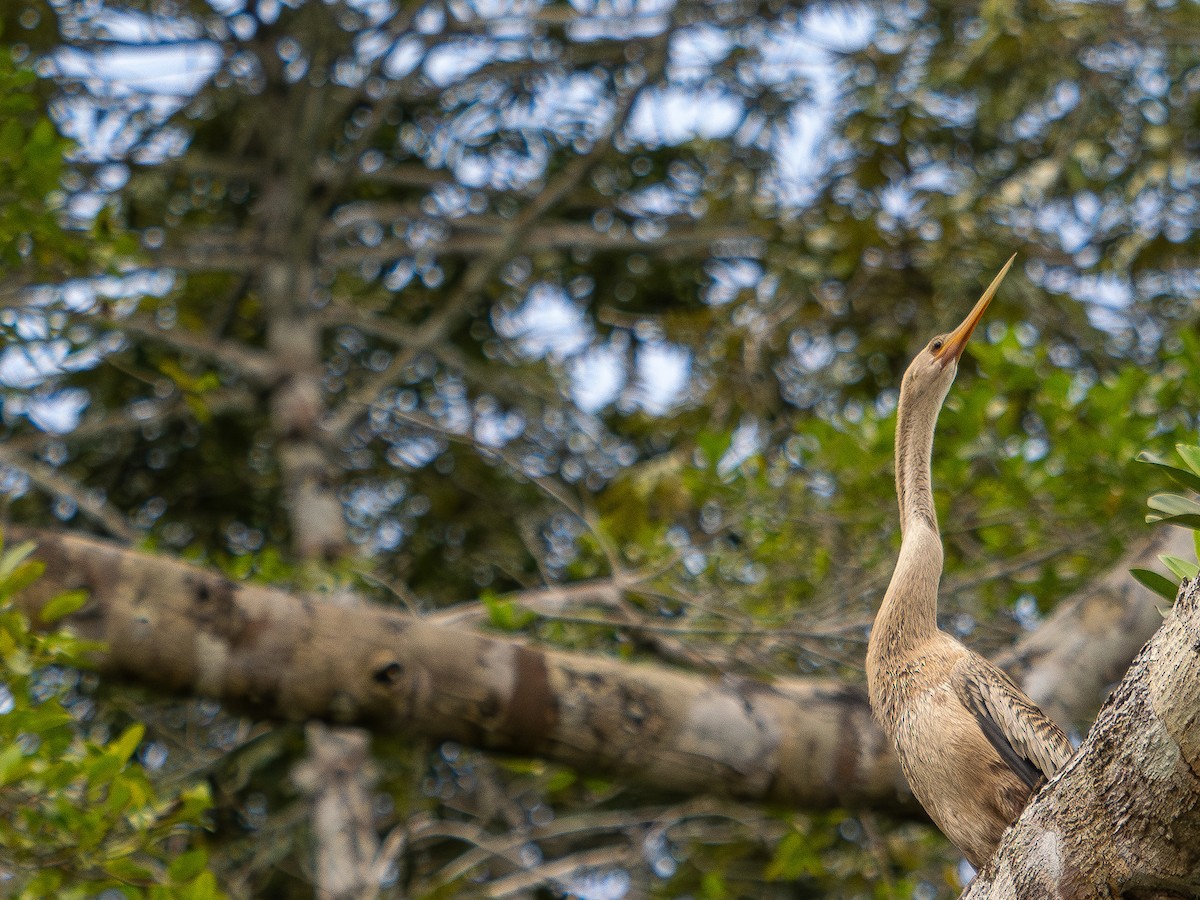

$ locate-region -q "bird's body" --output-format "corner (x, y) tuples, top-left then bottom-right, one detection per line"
(870, 616), (1068, 867)
(866, 257), (1074, 869)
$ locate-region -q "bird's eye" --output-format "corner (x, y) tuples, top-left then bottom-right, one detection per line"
(931, 339), (944, 352)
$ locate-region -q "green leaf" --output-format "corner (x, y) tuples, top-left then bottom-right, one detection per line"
(168, 849), (209, 884)
(88, 753), (124, 788)
(1160, 555), (1200, 581)
(179, 871), (220, 900)
(545, 769), (577, 794)
(0, 742), (27, 786)
(0, 559), (45, 597)
(1176, 443), (1200, 477)
(0, 540), (37, 583)
(38, 589), (89, 624)
(701, 871), (727, 900)
(177, 782), (213, 819)
(1130, 568), (1179, 601)
(1136, 451), (1200, 493)
(108, 723), (145, 766)
(104, 856), (155, 883)
(765, 829), (822, 880)
(482, 593), (536, 632)
(1146, 513), (1200, 529)
(1147, 493), (1200, 517)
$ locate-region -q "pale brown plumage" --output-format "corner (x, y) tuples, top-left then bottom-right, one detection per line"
(866, 256), (1074, 869)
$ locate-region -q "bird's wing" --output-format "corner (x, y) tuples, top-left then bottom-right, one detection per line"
(952, 654), (1074, 791)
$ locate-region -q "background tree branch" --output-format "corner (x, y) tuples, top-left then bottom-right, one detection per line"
(1002, 525), (1195, 732)
(10, 521), (1180, 828)
(14, 527), (910, 813)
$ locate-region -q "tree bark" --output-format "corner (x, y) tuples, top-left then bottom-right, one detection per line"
(963, 576), (1200, 899)
(14, 528), (908, 813)
(292, 723), (383, 900)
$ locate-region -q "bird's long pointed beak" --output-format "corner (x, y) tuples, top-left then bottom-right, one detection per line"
(936, 253), (1016, 368)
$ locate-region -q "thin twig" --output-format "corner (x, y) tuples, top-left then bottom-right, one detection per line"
(101, 314), (279, 383)
(0, 446), (136, 542)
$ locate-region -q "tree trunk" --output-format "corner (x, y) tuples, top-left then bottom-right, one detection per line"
(293, 723), (384, 900)
(259, 214), (377, 895)
(964, 576), (1200, 899)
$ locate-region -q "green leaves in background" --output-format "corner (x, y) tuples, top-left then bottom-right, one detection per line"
(482, 590), (537, 631)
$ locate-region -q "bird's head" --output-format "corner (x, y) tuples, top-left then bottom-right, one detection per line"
(900, 254), (1016, 407)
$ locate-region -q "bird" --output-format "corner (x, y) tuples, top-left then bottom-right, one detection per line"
(865, 254), (1074, 870)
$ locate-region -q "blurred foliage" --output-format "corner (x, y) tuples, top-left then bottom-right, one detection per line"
(0, 51), (64, 269)
(0, 42), (129, 280)
(0, 44), (223, 896)
(0, 537), (220, 898)
(0, 0), (1198, 895)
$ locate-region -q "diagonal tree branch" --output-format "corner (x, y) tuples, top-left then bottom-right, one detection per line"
(963, 577), (1200, 898)
(14, 526), (911, 814)
(0, 450), (135, 541)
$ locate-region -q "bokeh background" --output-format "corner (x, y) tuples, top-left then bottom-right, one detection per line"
(2, 0), (1200, 896)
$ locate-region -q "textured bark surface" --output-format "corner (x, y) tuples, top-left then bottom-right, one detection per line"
(15, 528), (908, 811)
(964, 577), (1200, 899)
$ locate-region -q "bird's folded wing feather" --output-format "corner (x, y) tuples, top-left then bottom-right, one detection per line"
(952, 655), (1074, 791)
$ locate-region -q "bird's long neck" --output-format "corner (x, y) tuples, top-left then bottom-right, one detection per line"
(894, 389), (941, 538)
(871, 389), (946, 663)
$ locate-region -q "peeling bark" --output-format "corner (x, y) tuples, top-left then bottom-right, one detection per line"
(14, 528), (910, 813)
(965, 577), (1200, 899)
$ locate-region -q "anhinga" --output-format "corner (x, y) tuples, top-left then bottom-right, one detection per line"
(866, 255), (1073, 869)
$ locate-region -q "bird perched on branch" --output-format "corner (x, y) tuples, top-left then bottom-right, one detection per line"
(866, 255), (1074, 869)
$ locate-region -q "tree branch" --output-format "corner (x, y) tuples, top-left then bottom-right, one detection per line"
(0, 451), (136, 541)
(5, 388), (256, 454)
(106, 315), (280, 384)
(5, 522), (1182, 833)
(964, 577), (1200, 897)
(320, 222), (761, 265)
(14, 527), (910, 815)
(5, 513), (1190, 846)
